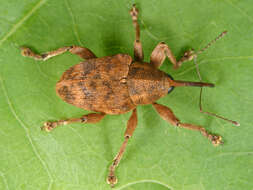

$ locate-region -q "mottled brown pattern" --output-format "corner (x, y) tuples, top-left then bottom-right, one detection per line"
(56, 54), (136, 114)
(93, 74), (101, 79)
(57, 85), (75, 103)
(82, 61), (96, 75)
(89, 81), (97, 90)
(127, 62), (172, 105)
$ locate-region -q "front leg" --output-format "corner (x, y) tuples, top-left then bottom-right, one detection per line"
(150, 42), (195, 69)
(130, 4), (143, 62)
(152, 103), (223, 146)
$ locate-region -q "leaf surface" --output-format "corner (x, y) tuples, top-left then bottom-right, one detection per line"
(0, 0), (252, 189)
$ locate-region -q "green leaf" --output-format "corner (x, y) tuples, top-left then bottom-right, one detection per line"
(0, 0), (252, 189)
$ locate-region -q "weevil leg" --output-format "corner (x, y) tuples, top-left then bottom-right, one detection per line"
(152, 103), (223, 146)
(150, 42), (195, 69)
(41, 113), (105, 132)
(130, 4), (143, 62)
(107, 108), (137, 187)
(21, 45), (97, 61)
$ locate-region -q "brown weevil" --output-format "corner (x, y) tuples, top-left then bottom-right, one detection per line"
(21, 4), (239, 187)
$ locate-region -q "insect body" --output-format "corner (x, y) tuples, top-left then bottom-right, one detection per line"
(21, 5), (239, 187)
(56, 55), (212, 115)
(56, 54), (134, 114)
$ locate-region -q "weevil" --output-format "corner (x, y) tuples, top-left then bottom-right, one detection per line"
(21, 5), (239, 187)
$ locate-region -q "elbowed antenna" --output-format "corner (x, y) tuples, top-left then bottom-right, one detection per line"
(193, 30), (240, 127)
(197, 30), (228, 55)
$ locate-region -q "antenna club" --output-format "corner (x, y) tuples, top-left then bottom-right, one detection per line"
(233, 121), (240, 126)
(223, 30), (228, 35)
(219, 30), (228, 39)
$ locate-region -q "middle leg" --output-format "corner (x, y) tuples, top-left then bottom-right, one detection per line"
(152, 103), (223, 146)
(107, 108), (138, 187)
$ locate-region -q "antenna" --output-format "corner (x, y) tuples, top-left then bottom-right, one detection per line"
(197, 30), (227, 55)
(194, 31), (240, 126)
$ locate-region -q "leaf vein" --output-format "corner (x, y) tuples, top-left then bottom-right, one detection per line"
(224, 0), (253, 24)
(0, 0), (47, 46)
(115, 179), (174, 190)
(0, 171), (9, 190)
(0, 75), (53, 190)
(65, 0), (83, 46)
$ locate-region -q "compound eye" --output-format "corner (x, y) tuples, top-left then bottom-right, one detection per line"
(167, 74), (174, 94)
(168, 86), (174, 94)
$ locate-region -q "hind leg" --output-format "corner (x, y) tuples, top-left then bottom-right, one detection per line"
(41, 113), (105, 132)
(21, 45), (96, 61)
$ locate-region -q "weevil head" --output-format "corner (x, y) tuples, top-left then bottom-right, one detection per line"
(127, 62), (214, 105)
